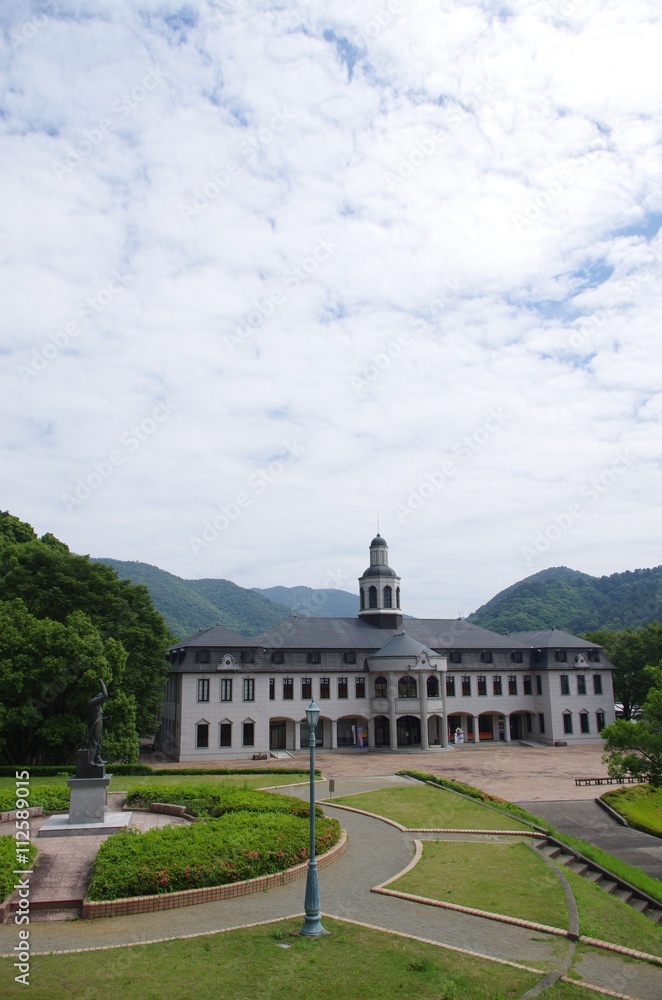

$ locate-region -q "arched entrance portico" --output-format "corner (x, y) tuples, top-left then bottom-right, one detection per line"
(396, 715), (420, 747)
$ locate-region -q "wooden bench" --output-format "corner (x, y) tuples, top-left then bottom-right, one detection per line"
(574, 775), (645, 786)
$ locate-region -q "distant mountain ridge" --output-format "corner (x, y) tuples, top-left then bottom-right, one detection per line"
(468, 565), (662, 634)
(93, 559), (294, 640)
(252, 585), (359, 618)
(93, 558), (662, 643)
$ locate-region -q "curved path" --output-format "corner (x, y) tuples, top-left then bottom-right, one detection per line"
(2, 777), (661, 999)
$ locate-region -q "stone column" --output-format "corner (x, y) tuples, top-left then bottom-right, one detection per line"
(440, 672), (449, 748)
(418, 671), (429, 749)
(503, 714), (511, 742)
(388, 673), (398, 749)
(294, 719), (301, 751)
(367, 716), (375, 749)
(330, 718), (337, 749)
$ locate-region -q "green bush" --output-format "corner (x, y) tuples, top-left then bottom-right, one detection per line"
(0, 786), (70, 813)
(0, 764), (316, 778)
(123, 783), (321, 819)
(88, 811), (341, 900)
(0, 836), (38, 903)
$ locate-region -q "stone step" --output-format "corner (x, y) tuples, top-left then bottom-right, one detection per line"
(612, 888), (634, 904)
(644, 907), (662, 924)
(584, 870), (604, 883)
(555, 853), (576, 866)
(629, 898), (649, 914)
(539, 844), (562, 858)
(599, 879), (617, 894)
(567, 861), (589, 876)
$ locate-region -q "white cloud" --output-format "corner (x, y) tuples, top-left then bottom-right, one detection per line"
(1, 0), (661, 619)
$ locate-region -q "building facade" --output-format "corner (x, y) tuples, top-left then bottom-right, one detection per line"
(159, 535), (615, 761)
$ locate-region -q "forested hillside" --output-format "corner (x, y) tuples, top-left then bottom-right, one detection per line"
(468, 565), (662, 634)
(94, 559), (292, 639)
(253, 585), (359, 617)
(0, 512), (171, 764)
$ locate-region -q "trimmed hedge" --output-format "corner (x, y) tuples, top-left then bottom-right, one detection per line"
(1, 836), (38, 904)
(88, 806), (341, 900)
(0, 786), (70, 813)
(124, 783), (321, 819)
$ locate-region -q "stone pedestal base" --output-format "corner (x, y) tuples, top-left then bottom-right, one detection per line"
(67, 776), (111, 824)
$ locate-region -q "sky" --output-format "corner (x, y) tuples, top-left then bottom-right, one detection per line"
(2, 0), (661, 619)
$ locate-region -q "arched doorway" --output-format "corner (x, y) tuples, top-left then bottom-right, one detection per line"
(374, 715), (390, 747)
(396, 715), (421, 747)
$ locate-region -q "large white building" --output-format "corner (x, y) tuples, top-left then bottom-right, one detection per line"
(159, 535), (615, 761)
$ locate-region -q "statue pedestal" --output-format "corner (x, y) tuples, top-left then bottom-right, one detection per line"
(67, 776), (111, 824)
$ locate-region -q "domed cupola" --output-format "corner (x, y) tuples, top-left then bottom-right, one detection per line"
(358, 534), (403, 628)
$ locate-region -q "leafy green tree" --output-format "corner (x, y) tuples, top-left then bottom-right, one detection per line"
(602, 665), (662, 787)
(583, 623), (662, 719)
(0, 512), (173, 763)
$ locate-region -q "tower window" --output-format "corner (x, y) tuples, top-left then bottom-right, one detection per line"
(396, 587), (400, 607)
(369, 586), (377, 609)
(383, 585), (392, 608)
(360, 588), (365, 610)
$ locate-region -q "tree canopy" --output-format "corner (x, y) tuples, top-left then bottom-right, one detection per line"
(601, 665), (662, 788)
(0, 512), (172, 764)
(582, 623), (662, 720)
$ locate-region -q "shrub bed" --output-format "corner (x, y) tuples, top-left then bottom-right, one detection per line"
(0, 786), (70, 813)
(87, 810), (341, 900)
(0, 764), (316, 778)
(0, 836), (38, 903)
(123, 782), (320, 819)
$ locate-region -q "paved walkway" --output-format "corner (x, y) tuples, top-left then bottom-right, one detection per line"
(2, 752), (661, 999)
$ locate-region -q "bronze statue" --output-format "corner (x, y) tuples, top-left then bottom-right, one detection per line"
(84, 679), (108, 765)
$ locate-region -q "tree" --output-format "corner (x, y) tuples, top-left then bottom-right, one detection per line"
(601, 665), (662, 787)
(0, 512), (173, 763)
(583, 623), (662, 719)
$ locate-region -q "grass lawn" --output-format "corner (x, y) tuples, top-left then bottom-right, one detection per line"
(535, 981), (622, 1000)
(0, 917), (540, 999)
(555, 864), (662, 958)
(0, 773), (309, 793)
(330, 785), (534, 831)
(391, 841), (569, 929)
(602, 785), (662, 837)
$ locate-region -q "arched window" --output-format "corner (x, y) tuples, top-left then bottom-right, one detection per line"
(383, 585), (392, 608)
(360, 588), (365, 610)
(427, 674), (439, 697)
(375, 675), (387, 698)
(396, 587), (400, 608)
(398, 675), (417, 698)
(369, 585), (378, 609)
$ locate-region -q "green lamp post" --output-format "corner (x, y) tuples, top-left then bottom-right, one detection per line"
(300, 699), (326, 937)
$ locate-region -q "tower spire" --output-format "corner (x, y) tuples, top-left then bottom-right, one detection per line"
(357, 532), (402, 629)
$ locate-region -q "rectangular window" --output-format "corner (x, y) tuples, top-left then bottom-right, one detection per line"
(580, 713), (589, 734)
(320, 677), (330, 699)
(593, 674), (603, 695)
(555, 650), (567, 662)
(577, 675), (586, 695)
(338, 677), (348, 698)
(344, 651), (356, 664)
(446, 675), (456, 697)
(508, 675), (517, 696)
(511, 650), (523, 663)
(308, 651), (321, 664)
(523, 675), (532, 695)
(283, 678), (293, 700)
(271, 650), (284, 664)
(197, 678), (209, 702)
(302, 677), (312, 699)
(589, 650), (601, 662)
(219, 723), (232, 747)
(563, 713), (573, 735)
(269, 677), (275, 701)
(243, 678), (254, 702)
(536, 675), (543, 695)
(242, 722), (254, 747)
(596, 711), (605, 732)
(450, 650), (462, 664)
(461, 675), (471, 696)
(196, 650), (210, 664)
(355, 677), (365, 698)
(481, 651), (493, 664)
(196, 723), (209, 748)
(477, 675), (487, 696)
(560, 675), (570, 696)
(538, 712), (545, 734)
(492, 675), (502, 695)
(220, 678), (232, 702)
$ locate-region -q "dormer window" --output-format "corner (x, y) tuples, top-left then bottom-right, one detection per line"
(307, 651), (321, 664)
(555, 650), (567, 663)
(196, 650), (210, 664)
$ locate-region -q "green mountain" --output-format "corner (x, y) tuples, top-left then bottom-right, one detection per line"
(252, 585), (359, 617)
(468, 565), (662, 634)
(93, 559), (293, 640)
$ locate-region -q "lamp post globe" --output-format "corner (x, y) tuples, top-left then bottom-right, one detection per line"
(300, 699), (325, 937)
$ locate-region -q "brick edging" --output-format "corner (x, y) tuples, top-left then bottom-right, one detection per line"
(81, 830), (347, 919)
(579, 935), (662, 966)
